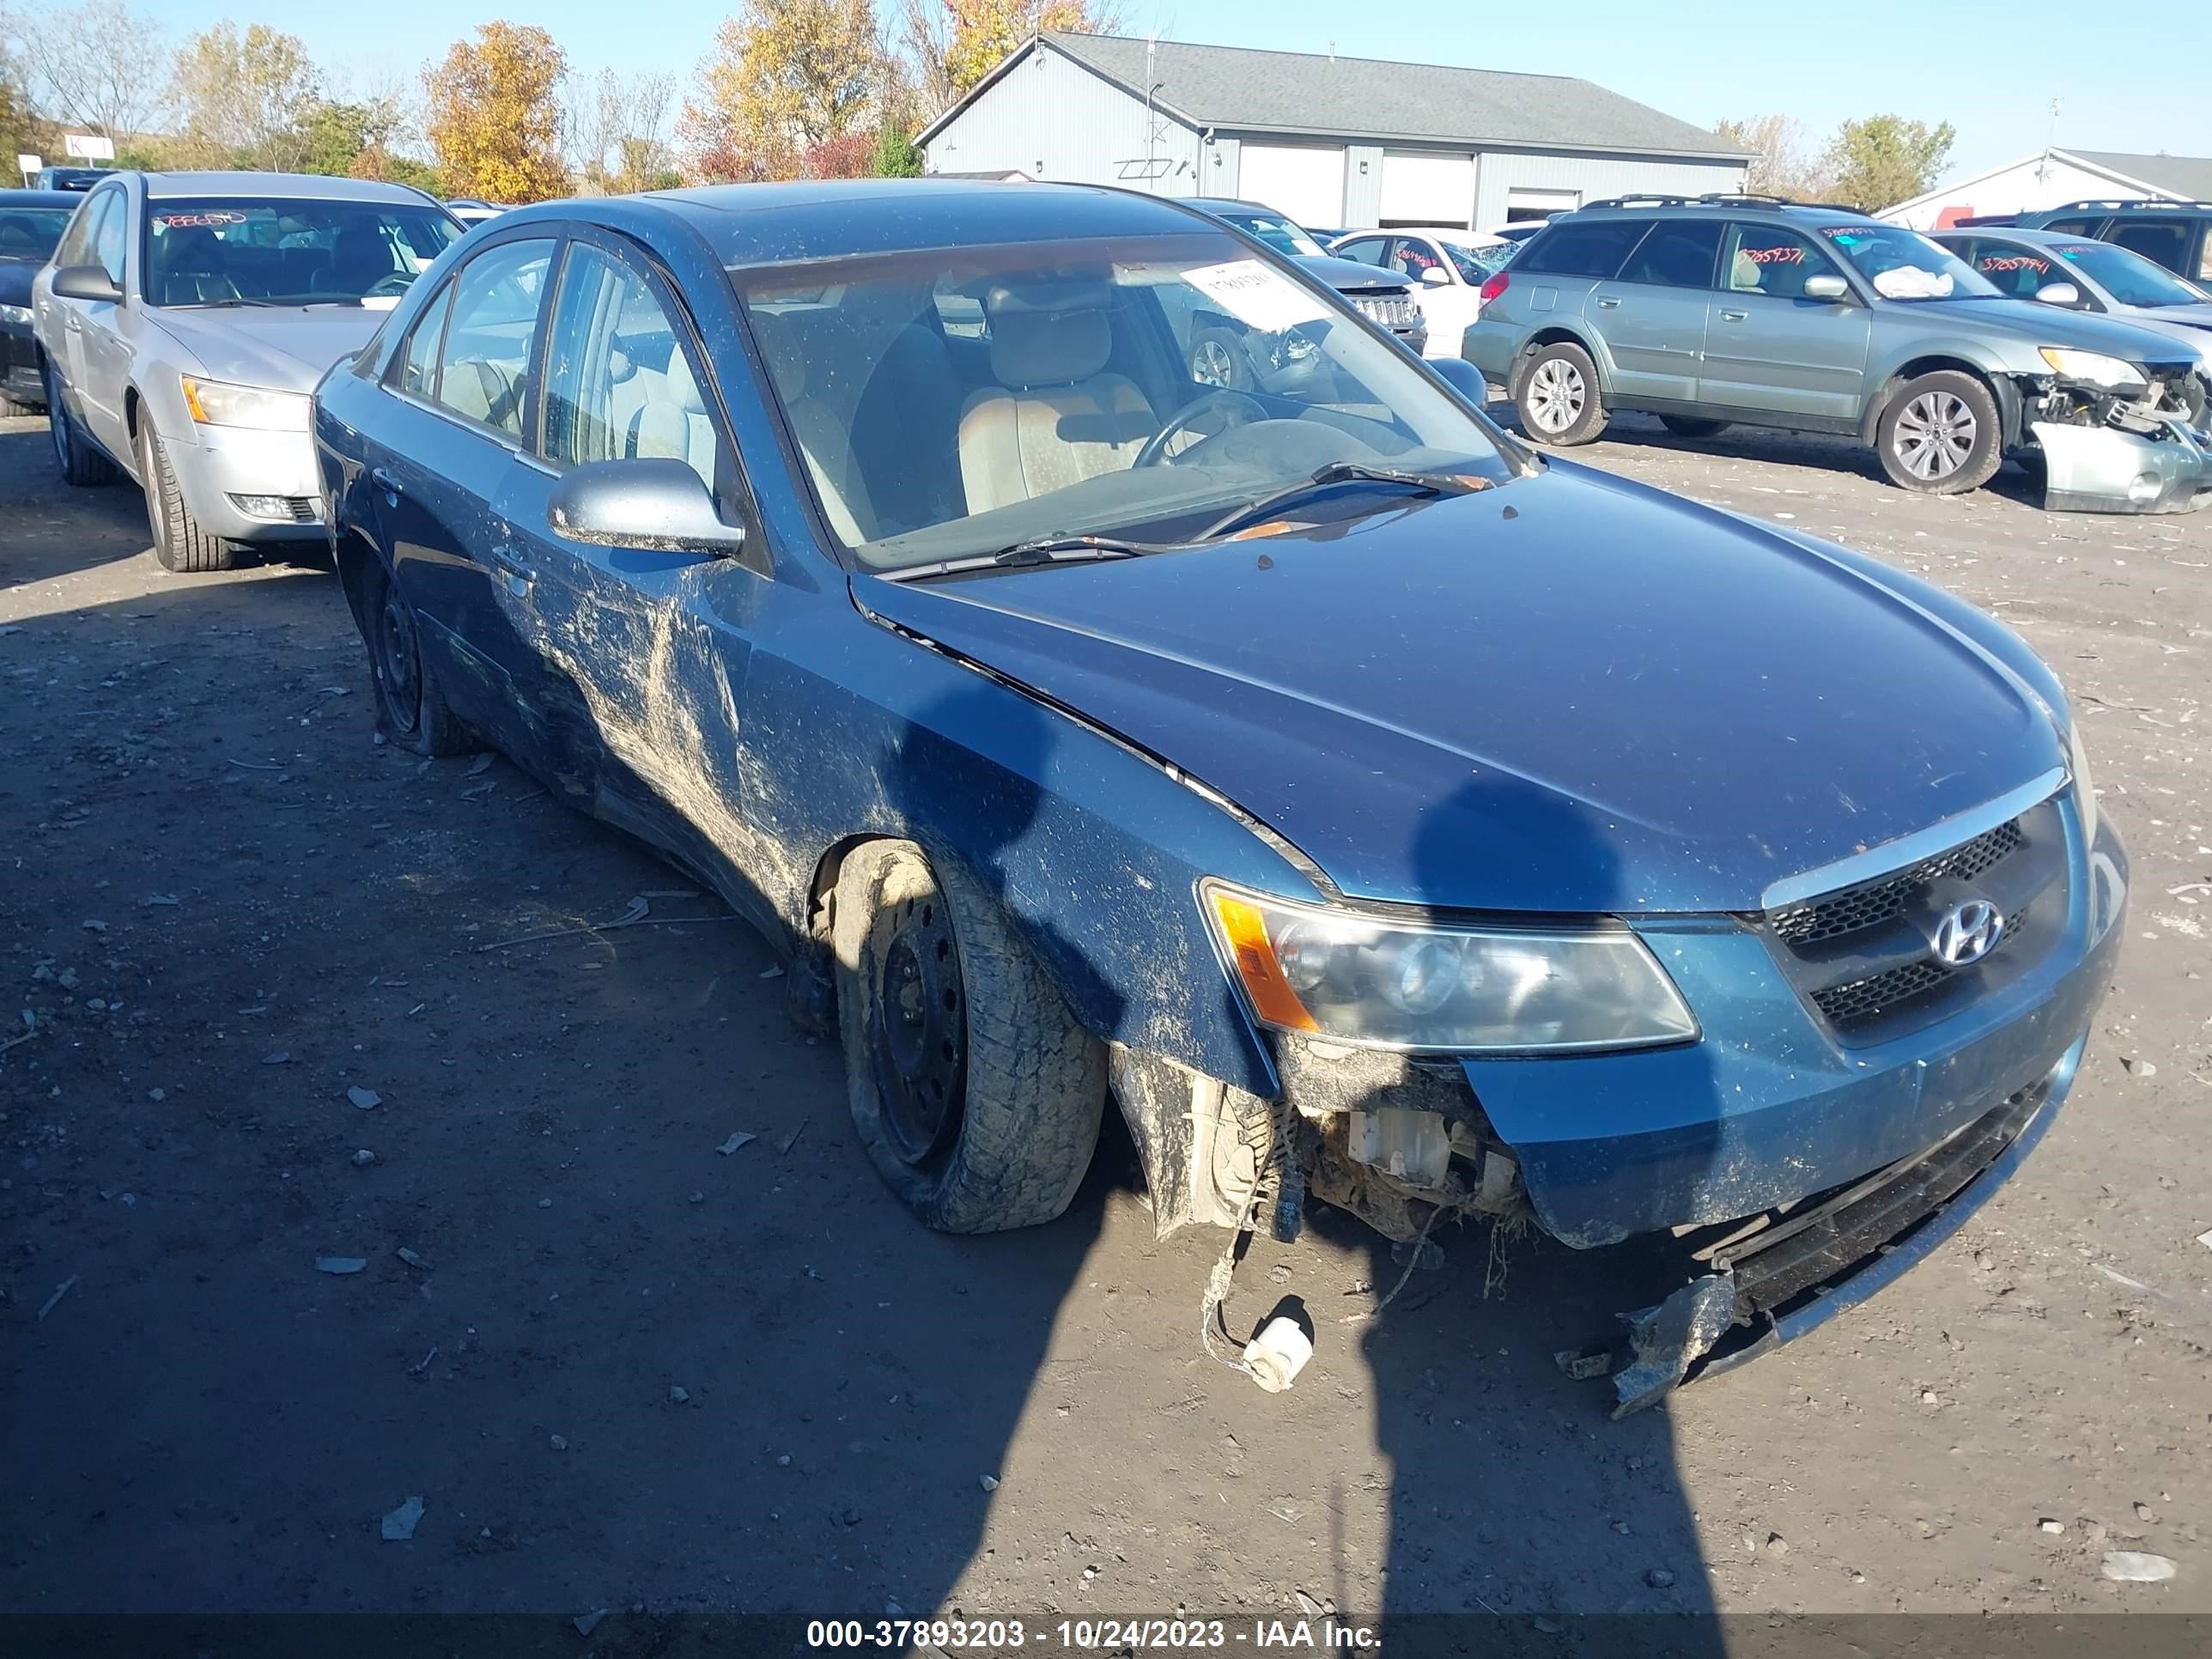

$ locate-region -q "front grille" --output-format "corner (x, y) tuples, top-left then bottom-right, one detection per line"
(1353, 293), (1418, 330)
(1772, 818), (2022, 945)
(1810, 902), (2029, 1026)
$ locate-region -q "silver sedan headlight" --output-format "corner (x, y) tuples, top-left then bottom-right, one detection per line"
(1200, 880), (1697, 1054)
(179, 375), (311, 431)
(0, 303), (31, 326)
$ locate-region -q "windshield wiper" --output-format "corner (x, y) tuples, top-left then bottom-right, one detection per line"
(1197, 461), (1487, 542)
(191, 297), (298, 308)
(877, 532), (1180, 584)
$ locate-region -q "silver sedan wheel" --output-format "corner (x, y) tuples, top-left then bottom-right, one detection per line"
(1527, 357), (1585, 434)
(1893, 391), (1978, 481)
(1189, 338), (1237, 388)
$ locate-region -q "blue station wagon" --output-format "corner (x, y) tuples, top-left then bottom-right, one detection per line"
(312, 181), (2128, 1411)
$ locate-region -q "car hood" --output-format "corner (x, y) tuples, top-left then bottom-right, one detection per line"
(0, 257), (40, 308)
(1295, 253), (1409, 295)
(856, 463), (2061, 915)
(1929, 295), (2203, 364)
(2120, 304), (2212, 360)
(148, 304), (390, 392)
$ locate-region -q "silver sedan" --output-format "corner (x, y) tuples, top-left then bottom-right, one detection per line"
(33, 171), (461, 572)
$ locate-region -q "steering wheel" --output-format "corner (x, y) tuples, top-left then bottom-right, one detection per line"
(364, 272), (414, 300)
(1134, 389), (1267, 469)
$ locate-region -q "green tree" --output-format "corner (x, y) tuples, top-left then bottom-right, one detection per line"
(872, 118), (921, 177)
(423, 21), (570, 202)
(170, 21), (320, 171)
(1823, 114), (1955, 213)
(679, 0), (883, 183)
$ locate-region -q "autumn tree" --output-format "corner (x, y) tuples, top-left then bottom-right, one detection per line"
(1823, 114), (1956, 213)
(899, 0), (1118, 114)
(572, 69), (678, 194)
(1712, 113), (1833, 202)
(5, 0), (167, 145)
(680, 0), (884, 183)
(170, 22), (321, 171)
(424, 21), (571, 203)
(1, 38), (54, 169)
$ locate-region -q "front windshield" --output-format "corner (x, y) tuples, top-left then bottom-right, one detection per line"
(1438, 238), (1513, 283)
(1816, 223), (1999, 301)
(1222, 211), (1327, 258)
(732, 230), (1512, 572)
(2053, 240), (2209, 307)
(0, 204), (76, 260)
(147, 198), (461, 309)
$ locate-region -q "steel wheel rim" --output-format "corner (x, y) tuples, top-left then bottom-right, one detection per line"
(47, 365), (68, 467)
(1191, 339), (1236, 388)
(1528, 358), (1584, 433)
(870, 888), (965, 1167)
(376, 591), (422, 734)
(1895, 392), (1976, 480)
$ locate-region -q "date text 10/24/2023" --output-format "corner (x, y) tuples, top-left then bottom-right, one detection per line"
(805, 1619), (1381, 1650)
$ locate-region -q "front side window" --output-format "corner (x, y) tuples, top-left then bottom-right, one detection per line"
(432, 238), (555, 437)
(1720, 225), (1836, 299)
(2105, 218), (2190, 275)
(91, 195), (127, 285)
(1517, 220), (1645, 280)
(1960, 238), (2062, 300)
(1813, 223), (1996, 301)
(1616, 220), (1722, 289)
(396, 280), (453, 398)
(0, 203), (78, 261)
(1222, 211), (1327, 258)
(1389, 238), (1446, 283)
(52, 190), (111, 270)
(540, 245), (723, 492)
(144, 198), (461, 309)
(735, 231), (1514, 572)
(1334, 236), (1388, 267)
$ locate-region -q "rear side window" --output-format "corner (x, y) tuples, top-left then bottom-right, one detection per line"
(396, 280), (453, 398)
(1517, 220), (1647, 280)
(2106, 218), (2189, 273)
(432, 238), (556, 437)
(1615, 220), (1722, 289)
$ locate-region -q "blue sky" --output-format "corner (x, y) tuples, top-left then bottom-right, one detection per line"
(163, 0), (2211, 178)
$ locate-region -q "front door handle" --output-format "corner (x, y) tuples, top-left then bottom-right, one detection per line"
(369, 465), (403, 496)
(488, 544), (536, 590)
(1595, 295), (1621, 309)
(1719, 308), (1748, 321)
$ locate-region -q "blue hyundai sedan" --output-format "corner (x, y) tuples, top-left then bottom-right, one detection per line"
(312, 180), (2127, 1411)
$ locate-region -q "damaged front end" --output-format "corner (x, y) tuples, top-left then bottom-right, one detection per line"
(2024, 361), (2212, 513)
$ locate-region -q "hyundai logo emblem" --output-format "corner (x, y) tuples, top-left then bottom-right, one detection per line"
(1932, 899), (2004, 968)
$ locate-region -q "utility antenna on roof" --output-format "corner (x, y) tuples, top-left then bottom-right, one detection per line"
(2034, 98), (2062, 184)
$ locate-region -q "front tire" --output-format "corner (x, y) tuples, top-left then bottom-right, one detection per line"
(1514, 341), (1607, 445)
(360, 556), (469, 756)
(1876, 370), (2002, 495)
(46, 360), (118, 486)
(834, 842), (1106, 1233)
(140, 424), (238, 573)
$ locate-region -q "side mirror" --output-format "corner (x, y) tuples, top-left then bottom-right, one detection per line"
(1419, 265), (1450, 288)
(52, 264), (122, 303)
(1429, 356), (1490, 404)
(1802, 273), (1850, 302)
(547, 458), (747, 557)
(2034, 281), (2085, 308)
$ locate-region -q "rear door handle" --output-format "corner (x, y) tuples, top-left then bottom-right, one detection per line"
(369, 465), (402, 496)
(1720, 308), (1748, 321)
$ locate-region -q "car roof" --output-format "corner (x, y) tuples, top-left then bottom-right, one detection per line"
(1933, 225), (2100, 248)
(1565, 195), (1880, 225)
(135, 171), (441, 206)
(0, 187), (79, 207)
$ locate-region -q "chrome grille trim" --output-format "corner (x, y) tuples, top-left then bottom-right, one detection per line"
(1772, 819), (2022, 945)
(1759, 767), (2067, 913)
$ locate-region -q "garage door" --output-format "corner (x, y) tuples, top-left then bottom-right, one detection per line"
(1238, 144), (1347, 230)
(1380, 151), (1474, 228)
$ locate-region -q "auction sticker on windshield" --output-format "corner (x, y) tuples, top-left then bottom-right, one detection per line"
(1182, 259), (1332, 333)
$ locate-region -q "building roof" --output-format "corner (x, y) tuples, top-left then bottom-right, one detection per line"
(921, 33), (1748, 160)
(2064, 149), (2212, 202)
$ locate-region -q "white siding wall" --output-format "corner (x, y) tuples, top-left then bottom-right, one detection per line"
(1471, 150), (1747, 229)
(923, 45), (1204, 195)
(1882, 156), (2156, 230)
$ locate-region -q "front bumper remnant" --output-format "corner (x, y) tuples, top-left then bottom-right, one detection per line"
(2033, 416), (2212, 514)
(1607, 1034), (2082, 1416)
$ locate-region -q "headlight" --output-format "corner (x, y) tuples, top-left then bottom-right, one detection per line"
(2038, 347), (2147, 392)
(0, 303), (30, 326)
(2066, 720), (2098, 847)
(1201, 880), (1698, 1053)
(179, 376), (311, 431)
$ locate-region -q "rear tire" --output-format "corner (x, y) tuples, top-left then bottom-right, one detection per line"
(1659, 415), (1730, 439)
(46, 360), (118, 487)
(359, 555), (470, 756)
(140, 424), (239, 573)
(1514, 341), (1607, 445)
(1875, 370), (2002, 495)
(834, 842), (1106, 1233)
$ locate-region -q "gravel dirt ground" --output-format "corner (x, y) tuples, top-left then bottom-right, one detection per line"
(3, 408), (2208, 1626)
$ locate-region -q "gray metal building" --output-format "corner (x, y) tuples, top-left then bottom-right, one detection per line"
(917, 33), (1750, 231)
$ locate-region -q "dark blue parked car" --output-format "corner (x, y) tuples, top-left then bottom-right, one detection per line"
(313, 179), (2127, 1410)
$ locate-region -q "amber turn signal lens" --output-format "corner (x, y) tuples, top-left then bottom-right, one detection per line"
(1209, 889), (1318, 1031)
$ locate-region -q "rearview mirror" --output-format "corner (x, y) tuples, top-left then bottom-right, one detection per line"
(1802, 274), (1850, 302)
(547, 458), (747, 557)
(2034, 281), (2085, 308)
(52, 264), (122, 303)
(1420, 265), (1450, 287)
